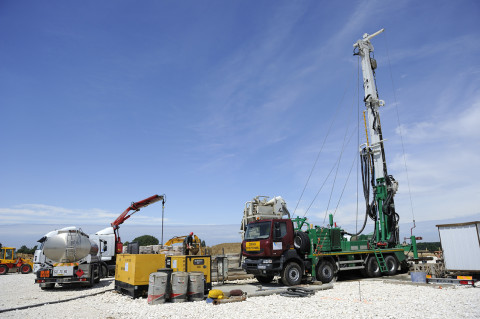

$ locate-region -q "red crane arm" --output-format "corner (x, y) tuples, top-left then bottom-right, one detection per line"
(111, 194), (164, 228)
(111, 194), (165, 254)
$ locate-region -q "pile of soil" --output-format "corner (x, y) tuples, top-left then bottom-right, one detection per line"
(209, 243), (241, 256)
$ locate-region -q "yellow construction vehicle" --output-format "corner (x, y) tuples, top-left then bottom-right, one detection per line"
(164, 234), (205, 255)
(0, 246), (34, 275)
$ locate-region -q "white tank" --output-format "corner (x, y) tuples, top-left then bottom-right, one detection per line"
(43, 229), (98, 263)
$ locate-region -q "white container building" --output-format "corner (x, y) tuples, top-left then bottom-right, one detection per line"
(436, 221), (480, 272)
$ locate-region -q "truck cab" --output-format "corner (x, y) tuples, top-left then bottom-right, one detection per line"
(242, 219), (306, 285)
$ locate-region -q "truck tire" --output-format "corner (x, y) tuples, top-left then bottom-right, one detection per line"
(20, 264), (32, 274)
(294, 232), (309, 254)
(384, 255), (398, 276)
(93, 263), (100, 283)
(316, 260), (335, 283)
(366, 256), (381, 277)
(87, 273), (95, 287)
(101, 263), (108, 278)
(399, 259), (410, 273)
(0, 265), (8, 275)
(281, 262), (302, 286)
(255, 275), (274, 284)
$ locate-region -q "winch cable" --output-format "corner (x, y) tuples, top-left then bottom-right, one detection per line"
(356, 54), (362, 301)
(303, 158), (337, 217)
(384, 32), (416, 224)
(0, 288), (114, 314)
(293, 73), (353, 218)
(345, 54), (380, 237)
(321, 126), (356, 225)
(304, 99), (358, 219)
(331, 151), (358, 223)
(303, 121), (357, 218)
(321, 79), (358, 225)
(330, 70), (364, 224)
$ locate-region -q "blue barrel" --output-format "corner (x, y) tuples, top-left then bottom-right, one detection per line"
(410, 271), (427, 283)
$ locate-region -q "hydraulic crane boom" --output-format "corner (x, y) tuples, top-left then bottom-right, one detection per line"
(111, 194), (165, 253)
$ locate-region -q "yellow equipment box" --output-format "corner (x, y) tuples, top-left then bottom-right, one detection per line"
(166, 255), (212, 290)
(115, 254), (165, 298)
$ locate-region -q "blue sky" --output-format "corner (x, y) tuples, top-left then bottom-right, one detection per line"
(1, 0), (479, 247)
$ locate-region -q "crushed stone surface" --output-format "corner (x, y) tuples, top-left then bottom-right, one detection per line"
(1, 273), (479, 318)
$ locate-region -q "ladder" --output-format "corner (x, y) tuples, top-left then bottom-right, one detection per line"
(65, 232), (78, 262)
(374, 249), (387, 273)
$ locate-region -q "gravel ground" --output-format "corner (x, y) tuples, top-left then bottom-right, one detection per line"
(1, 273), (479, 318)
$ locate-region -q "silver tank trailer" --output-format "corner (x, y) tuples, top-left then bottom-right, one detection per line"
(43, 229), (99, 263)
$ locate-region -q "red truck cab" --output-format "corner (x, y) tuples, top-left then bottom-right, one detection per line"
(242, 219), (294, 257)
(241, 219), (306, 285)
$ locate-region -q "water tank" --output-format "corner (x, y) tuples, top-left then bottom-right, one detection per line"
(43, 229), (98, 263)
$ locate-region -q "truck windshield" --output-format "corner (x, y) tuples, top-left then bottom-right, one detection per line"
(245, 221), (271, 240)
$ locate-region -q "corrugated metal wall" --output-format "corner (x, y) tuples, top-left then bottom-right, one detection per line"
(438, 223), (480, 271)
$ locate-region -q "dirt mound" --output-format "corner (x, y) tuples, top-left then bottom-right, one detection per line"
(209, 243), (241, 256)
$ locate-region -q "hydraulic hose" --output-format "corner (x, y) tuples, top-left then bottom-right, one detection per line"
(0, 289), (114, 314)
(344, 149), (376, 236)
(280, 287), (316, 298)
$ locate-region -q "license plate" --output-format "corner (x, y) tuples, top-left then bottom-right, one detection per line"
(53, 266), (73, 277)
(40, 270), (50, 277)
(246, 241), (260, 251)
(258, 265), (266, 269)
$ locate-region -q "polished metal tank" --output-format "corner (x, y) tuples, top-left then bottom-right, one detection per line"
(43, 229), (98, 263)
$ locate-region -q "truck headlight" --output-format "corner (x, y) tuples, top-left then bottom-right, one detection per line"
(263, 259), (272, 264)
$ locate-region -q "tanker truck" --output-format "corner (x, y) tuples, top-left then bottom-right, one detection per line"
(34, 227), (102, 290)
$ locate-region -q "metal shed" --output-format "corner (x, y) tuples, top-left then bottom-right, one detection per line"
(436, 221), (480, 272)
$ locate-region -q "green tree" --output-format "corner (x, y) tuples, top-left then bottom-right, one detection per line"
(16, 245), (37, 254)
(17, 245), (30, 254)
(132, 235), (159, 246)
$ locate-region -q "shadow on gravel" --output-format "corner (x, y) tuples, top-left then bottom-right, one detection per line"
(45, 278), (114, 291)
(234, 271), (411, 288)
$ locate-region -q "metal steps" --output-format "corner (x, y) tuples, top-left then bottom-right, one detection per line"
(374, 250), (388, 273)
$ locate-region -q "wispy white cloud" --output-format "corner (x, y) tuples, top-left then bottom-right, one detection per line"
(0, 204), (170, 226)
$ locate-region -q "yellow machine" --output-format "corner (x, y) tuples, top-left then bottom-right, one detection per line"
(0, 246), (33, 275)
(114, 254), (165, 298)
(164, 235), (205, 255)
(166, 255), (212, 291)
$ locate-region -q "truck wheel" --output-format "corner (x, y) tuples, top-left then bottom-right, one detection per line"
(384, 255), (398, 276)
(294, 232), (310, 254)
(281, 262), (302, 286)
(0, 265), (8, 275)
(316, 260), (335, 283)
(92, 263), (100, 283)
(20, 264), (32, 274)
(366, 257), (381, 277)
(101, 264), (108, 278)
(87, 273), (95, 287)
(255, 275), (274, 284)
(399, 260), (410, 273)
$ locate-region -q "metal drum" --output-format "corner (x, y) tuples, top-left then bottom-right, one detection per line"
(147, 272), (168, 305)
(157, 268), (173, 301)
(188, 272), (205, 301)
(170, 271), (188, 302)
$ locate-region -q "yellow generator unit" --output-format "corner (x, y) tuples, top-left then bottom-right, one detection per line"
(115, 254), (165, 298)
(166, 255), (212, 291)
